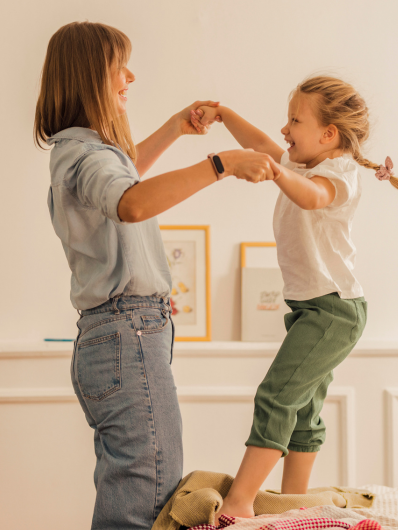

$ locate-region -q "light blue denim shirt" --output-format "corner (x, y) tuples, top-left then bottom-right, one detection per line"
(47, 127), (172, 310)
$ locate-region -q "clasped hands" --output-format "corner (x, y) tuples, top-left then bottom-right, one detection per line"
(189, 104), (282, 184)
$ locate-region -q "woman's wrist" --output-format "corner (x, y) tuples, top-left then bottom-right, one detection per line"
(215, 151), (234, 179)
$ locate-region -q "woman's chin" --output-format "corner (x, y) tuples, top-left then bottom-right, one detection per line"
(115, 102), (127, 116)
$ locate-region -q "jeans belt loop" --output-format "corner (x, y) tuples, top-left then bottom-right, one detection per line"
(112, 294), (122, 315)
(162, 297), (172, 314)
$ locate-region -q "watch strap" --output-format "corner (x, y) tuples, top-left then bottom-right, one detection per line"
(207, 153), (225, 179)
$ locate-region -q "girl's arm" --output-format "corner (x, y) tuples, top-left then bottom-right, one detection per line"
(233, 154), (336, 210)
(135, 100), (219, 176)
(274, 164), (336, 210)
(191, 108), (335, 210)
(192, 106), (284, 163)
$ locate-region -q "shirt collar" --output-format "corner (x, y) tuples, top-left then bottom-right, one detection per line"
(46, 127), (102, 146)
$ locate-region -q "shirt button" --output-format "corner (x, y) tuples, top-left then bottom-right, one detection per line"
(137, 331), (142, 336)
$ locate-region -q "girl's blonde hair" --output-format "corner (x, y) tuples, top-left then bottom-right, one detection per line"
(34, 21), (136, 162)
(292, 76), (397, 190)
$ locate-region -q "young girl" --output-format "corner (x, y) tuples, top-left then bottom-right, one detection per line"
(34, 21), (275, 530)
(191, 76), (397, 520)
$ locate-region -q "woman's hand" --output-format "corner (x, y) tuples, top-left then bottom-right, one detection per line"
(175, 100), (220, 136)
(219, 149), (281, 183)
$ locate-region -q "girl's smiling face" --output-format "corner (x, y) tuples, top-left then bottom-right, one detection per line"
(281, 93), (341, 168)
(110, 61), (135, 116)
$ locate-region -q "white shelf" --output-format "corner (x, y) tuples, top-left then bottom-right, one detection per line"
(0, 338), (398, 357)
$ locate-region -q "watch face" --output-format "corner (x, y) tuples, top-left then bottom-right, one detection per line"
(213, 155), (224, 174)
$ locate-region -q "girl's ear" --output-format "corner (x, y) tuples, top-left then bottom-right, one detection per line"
(321, 124), (339, 145)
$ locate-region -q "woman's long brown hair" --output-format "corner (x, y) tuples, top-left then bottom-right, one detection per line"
(34, 21), (137, 162)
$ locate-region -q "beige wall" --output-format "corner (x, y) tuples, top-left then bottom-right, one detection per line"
(2, 4), (398, 527)
(1, 0), (398, 342)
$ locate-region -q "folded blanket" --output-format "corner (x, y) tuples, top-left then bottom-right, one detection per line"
(262, 487), (375, 512)
(152, 471), (375, 530)
(189, 505), (381, 530)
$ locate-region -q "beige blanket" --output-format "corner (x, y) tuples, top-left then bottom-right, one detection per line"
(152, 471), (375, 530)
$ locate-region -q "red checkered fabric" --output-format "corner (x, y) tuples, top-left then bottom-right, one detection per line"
(188, 515), (382, 530)
(187, 515), (236, 530)
(350, 521), (382, 530)
(259, 518), (351, 530)
(219, 516), (237, 528)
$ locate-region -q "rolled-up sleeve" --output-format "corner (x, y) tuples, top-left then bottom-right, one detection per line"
(305, 166), (355, 208)
(75, 148), (139, 223)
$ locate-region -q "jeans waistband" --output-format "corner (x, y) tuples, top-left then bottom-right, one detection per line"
(80, 294), (171, 316)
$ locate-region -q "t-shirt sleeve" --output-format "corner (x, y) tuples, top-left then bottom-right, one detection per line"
(75, 148), (139, 223)
(305, 161), (357, 208)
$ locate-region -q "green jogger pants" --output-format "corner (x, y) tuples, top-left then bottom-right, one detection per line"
(246, 292), (367, 456)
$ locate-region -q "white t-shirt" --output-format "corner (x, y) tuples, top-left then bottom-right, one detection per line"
(273, 151), (364, 301)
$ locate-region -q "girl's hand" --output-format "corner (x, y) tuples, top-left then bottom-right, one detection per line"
(175, 100), (220, 136)
(191, 106), (223, 130)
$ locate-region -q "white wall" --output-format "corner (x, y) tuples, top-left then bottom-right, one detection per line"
(1, 0), (398, 342)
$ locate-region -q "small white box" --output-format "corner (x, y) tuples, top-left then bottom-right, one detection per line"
(241, 268), (288, 342)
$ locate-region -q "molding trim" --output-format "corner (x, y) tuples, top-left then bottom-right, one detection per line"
(0, 384), (356, 486)
(179, 385), (356, 486)
(386, 388), (398, 487)
(0, 351), (73, 360)
(0, 387), (76, 403)
(327, 387), (356, 487)
(177, 385), (255, 402)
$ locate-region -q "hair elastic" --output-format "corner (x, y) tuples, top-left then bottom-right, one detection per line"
(375, 156), (394, 181)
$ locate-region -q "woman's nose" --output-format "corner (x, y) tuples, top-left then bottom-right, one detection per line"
(127, 69), (135, 83)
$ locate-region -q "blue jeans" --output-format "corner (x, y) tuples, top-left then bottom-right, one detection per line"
(71, 295), (183, 530)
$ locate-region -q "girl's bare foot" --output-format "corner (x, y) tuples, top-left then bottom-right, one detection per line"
(214, 447), (282, 526)
(214, 497), (255, 526)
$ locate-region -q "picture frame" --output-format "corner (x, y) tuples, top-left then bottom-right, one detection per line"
(241, 242), (277, 267)
(241, 242), (288, 342)
(160, 225), (211, 341)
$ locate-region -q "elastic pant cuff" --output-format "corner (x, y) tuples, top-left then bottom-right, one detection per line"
(287, 443), (321, 453)
(245, 438), (288, 457)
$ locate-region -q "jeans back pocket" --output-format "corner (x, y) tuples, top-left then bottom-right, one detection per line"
(77, 332), (121, 401)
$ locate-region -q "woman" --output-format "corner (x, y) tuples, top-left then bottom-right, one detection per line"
(34, 21), (274, 530)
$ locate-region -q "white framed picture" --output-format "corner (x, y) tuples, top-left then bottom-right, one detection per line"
(160, 226), (211, 341)
(241, 243), (288, 342)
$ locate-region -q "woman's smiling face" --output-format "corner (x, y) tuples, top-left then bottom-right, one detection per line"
(281, 93), (328, 166)
(110, 61), (135, 116)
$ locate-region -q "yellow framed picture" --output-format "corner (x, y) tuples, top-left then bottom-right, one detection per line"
(241, 242), (277, 268)
(160, 225), (211, 341)
(240, 241), (288, 342)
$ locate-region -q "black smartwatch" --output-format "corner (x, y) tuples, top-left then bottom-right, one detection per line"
(207, 153), (225, 179)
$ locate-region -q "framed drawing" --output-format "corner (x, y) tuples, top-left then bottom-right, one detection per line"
(160, 225), (211, 341)
(241, 242), (288, 342)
